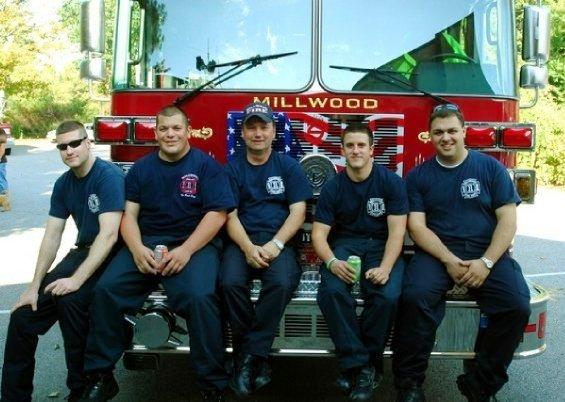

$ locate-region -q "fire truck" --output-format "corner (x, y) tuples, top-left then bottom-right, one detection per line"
(79, 0), (549, 371)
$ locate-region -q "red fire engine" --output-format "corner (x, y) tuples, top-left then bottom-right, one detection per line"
(80, 0), (549, 369)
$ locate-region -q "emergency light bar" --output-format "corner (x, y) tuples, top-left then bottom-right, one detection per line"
(94, 117), (157, 143)
(134, 119), (157, 142)
(95, 118), (129, 142)
(500, 126), (534, 149)
(464, 126), (497, 148)
(464, 123), (535, 150)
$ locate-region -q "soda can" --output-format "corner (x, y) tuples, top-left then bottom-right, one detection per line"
(154, 245), (168, 271)
(347, 255), (362, 282)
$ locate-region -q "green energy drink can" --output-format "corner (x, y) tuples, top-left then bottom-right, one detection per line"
(347, 255), (362, 282)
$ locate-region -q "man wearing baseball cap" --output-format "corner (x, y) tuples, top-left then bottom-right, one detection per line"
(220, 102), (313, 397)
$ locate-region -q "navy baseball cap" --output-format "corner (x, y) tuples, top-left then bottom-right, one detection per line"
(242, 102), (274, 124)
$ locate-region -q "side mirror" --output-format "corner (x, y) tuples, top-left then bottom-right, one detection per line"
(519, 65), (548, 89)
(522, 5), (551, 63)
(80, 57), (106, 81)
(80, 0), (105, 54)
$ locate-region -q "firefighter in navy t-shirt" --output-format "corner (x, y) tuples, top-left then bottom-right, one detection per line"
(1, 121), (124, 402)
(392, 105), (531, 402)
(312, 123), (408, 402)
(80, 106), (235, 402)
(220, 102), (312, 397)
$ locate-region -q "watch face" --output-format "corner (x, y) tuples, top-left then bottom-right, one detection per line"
(482, 257), (493, 269)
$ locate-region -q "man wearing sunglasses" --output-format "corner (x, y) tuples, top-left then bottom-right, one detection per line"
(1, 121), (125, 402)
(79, 106), (235, 402)
(392, 105), (530, 402)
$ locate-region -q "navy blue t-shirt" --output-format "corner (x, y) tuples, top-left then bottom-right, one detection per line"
(315, 163), (408, 241)
(226, 152), (313, 235)
(126, 147), (236, 241)
(50, 158), (125, 246)
(406, 150), (521, 248)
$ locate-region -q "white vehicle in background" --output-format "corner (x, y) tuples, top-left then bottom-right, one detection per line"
(47, 123), (94, 143)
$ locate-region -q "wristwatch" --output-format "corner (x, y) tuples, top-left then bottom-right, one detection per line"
(480, 256), (494, 270)
(272, 238), (285, 251)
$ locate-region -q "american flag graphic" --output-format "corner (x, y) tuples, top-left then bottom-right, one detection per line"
(226, 111), (292, 160)
(226, 110), (404, 175)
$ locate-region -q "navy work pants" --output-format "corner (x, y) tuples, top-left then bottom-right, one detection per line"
(220, 232), (301, 358)
(317, 238), (404, 372)
(83, 237), (228, 391)
(1, 247), (104, 402)
(392, 242), (531, 395)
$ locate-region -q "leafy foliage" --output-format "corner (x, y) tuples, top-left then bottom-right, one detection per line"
(515, 0), (565, 185)
(0, 0), (98, 137)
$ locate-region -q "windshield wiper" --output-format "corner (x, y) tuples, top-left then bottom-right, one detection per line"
(329, 64), (450, 104)
(174, 51), (298, 106)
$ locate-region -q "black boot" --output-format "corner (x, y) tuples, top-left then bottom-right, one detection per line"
(229, 354), (255, 397)
(349, 365), (375, 401)
(78, 373), (118, 401)
(457, 374), (495, 402)
(65, 388), (84, 402)
(254, 358), (272, 390)
(395, 379), (425, 402)
(200, 388), (225, 402)
(335, 368), (356, 395)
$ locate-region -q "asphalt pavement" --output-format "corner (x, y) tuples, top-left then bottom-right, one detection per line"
(0, 140), (563, 401)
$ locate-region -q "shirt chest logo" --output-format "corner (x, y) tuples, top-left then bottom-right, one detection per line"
(88, 194), (100, 213)
(461, 178), (481, 199)
(367, 197), (385, 217)
(180, 174), (199, 198)
(266, 176), (285, 195)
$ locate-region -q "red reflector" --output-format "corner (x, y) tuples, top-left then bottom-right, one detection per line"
(524, 323), (537, 333)
(111, 145), (157, 162)
(538, 312), (546, 339)
(96, 120), (129, 142)
(465, 126), (496, 148)
(501, 126), (534, 148)
(134, 120), (156, 142)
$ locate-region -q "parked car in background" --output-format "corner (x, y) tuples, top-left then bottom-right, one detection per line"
(0, 123), (15, 155)
(46, 123), (94, 142)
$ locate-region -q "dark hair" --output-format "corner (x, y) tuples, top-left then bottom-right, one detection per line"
(156, 105), (190, 126)
(56, 120), (87, 137)
(341, 123), (374, 146)
(429, 104), (465, 128)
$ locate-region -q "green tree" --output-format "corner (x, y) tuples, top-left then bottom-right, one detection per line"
(516, 0), (565, 186)
(1, 0), (98, 136)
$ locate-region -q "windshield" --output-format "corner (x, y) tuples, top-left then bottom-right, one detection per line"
(115, 0), (312, 90)
(320, 0), (516, 97)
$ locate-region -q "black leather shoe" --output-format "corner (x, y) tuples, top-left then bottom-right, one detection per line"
(254, 358), (272, 390)
(78, 373), (119, 401)
(200, 388), (225, 402)
(457, 374), (494, 402)
(65, 388), (84, 402)
(349, 365), (375, 401)
(395, 383), (425, 402)
(229, 354), (255, 397)
(335, 369), (355, 395)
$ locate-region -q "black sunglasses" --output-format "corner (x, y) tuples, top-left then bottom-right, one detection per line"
(56, 137), (87, 151)
(432, 103), (460, 113)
